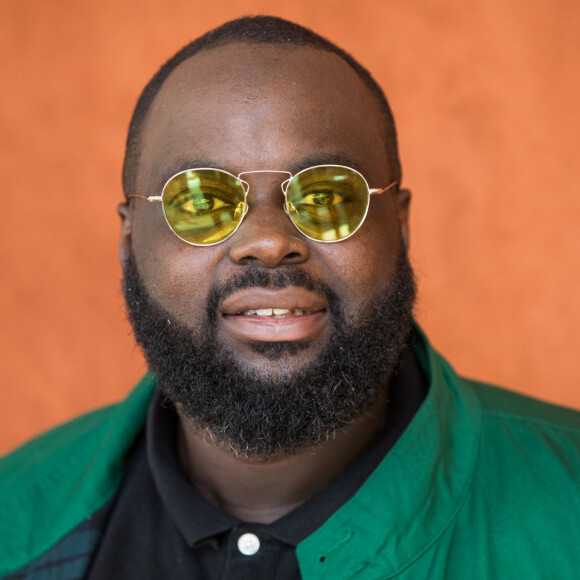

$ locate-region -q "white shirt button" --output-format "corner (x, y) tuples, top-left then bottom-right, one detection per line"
(237, 532), (261, 556)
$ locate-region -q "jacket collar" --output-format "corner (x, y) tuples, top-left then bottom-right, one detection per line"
(296, 323), (482, 579)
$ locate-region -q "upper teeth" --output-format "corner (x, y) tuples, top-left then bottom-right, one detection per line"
(240, 308), (311, 317)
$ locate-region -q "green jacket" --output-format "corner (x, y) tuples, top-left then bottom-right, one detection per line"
(2, 327), (580, 578)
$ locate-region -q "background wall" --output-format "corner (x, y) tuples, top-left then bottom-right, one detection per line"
(1, 0), (579, 455)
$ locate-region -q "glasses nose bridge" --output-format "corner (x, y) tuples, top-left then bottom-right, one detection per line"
(236, 169), (293, 198)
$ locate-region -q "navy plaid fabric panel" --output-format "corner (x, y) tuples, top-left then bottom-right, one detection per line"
(3, 501), (113, 580)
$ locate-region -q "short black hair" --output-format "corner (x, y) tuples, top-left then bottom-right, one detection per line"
(122, 15), (401, 198)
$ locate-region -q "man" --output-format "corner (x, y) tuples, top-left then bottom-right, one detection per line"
(1, 15), (579, 579)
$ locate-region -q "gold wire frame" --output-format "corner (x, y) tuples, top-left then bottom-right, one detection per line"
(127, 165), (398, 245)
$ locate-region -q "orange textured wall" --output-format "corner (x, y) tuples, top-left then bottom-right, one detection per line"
(1, 0), (579, 455)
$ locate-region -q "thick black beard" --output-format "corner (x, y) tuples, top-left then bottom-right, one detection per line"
(122, 247), (416, 459)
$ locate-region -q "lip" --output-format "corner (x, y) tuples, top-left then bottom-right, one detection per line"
(220, 288), (327, 342)
(220, 288), (327, 315)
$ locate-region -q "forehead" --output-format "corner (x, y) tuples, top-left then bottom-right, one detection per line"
(137, 44), (390, 192)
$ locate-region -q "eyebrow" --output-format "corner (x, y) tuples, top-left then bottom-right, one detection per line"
(163, 158), (222, 180)
(286, 153), (364, 176)
(147, 158), (226, 194)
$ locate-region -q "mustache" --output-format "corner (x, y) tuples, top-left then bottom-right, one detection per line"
(206, 267), (340, 322)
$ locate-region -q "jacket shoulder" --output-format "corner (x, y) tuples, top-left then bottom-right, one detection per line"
(0, 374), (156, 577)
(464, 378), (580, 432)
(0, 404), (118, 493)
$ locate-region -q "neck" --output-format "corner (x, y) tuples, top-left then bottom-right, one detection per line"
(175, 390), (389, 524)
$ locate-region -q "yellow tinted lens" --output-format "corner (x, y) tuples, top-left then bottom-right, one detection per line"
(285, 166), (369, 241)
(162, 169), (245, 245)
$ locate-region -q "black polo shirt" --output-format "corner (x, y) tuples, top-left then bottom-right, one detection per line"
(88, 349), (426, 579)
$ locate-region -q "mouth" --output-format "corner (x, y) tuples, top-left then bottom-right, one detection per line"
(238, 308), (313, 318)
(219, 289), (328, 343)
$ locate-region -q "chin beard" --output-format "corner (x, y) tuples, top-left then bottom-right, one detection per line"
(122, 247), (416, 459)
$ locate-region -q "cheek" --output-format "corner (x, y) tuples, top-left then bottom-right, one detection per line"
(130, 206), (217, 325)
(317, 200), (402, 309)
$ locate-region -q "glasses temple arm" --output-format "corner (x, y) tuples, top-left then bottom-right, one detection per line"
(369, 181), (399, 196)
(127, 195), (163, 202)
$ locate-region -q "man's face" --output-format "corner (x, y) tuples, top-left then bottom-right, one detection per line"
(119, 44), (413, 456)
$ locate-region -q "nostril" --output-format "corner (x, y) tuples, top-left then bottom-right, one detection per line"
(238, 255), (258, 265)
(238, 251), (301, 265)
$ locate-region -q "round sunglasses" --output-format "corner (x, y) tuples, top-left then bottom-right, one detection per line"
(128, 165), (398, 246)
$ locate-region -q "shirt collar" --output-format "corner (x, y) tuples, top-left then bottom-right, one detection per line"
(147, 394), (238, 547)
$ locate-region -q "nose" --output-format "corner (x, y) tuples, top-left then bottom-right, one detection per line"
(228, 188), (310, 268)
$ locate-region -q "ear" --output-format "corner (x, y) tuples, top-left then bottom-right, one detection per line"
(117, 200), (133, 263)
(393, 188), (411, 250)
